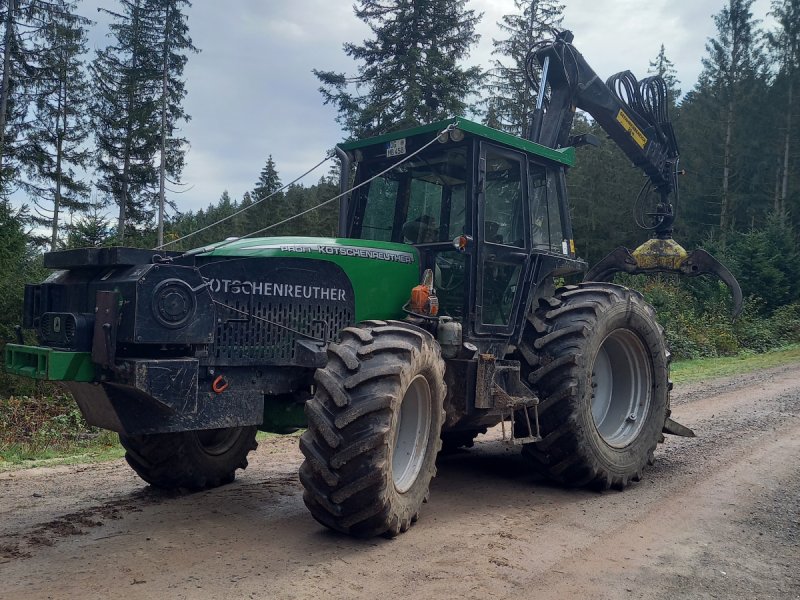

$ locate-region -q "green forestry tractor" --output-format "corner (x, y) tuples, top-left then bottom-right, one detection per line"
(5, 31), (741, 538)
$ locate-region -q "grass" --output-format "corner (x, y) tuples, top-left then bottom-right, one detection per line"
(671, 343), (800, 385)
(0, 430), (125, 472)
(2, 345), (799, 471)
(0, 428), (297, 473)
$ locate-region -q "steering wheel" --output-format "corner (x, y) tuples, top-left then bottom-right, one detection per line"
(435, 254), (465, 292)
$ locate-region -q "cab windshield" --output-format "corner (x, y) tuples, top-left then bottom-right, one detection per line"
(351, 146), (468, 245)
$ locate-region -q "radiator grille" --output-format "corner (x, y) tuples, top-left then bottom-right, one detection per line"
(212, 298), (353, 365)
(199, 257), (356, 367)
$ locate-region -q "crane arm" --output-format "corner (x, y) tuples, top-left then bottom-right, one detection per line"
(526, 30), (742, 318)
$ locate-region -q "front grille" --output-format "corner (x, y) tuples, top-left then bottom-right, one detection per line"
(199, 256), (356, 367)
(213, 298), (352, 365)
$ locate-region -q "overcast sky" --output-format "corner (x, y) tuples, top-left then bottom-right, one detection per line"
(77, 0), (775, 220)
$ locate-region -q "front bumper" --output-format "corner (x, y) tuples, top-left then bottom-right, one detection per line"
(4, 344), (95, 382)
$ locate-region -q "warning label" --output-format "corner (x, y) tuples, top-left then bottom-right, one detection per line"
(616, 110), (648, 149)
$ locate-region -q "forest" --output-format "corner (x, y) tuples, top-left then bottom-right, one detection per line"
(1, 0), (799, 408)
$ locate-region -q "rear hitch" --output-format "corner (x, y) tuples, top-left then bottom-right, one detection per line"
(584, 238), (743, 319)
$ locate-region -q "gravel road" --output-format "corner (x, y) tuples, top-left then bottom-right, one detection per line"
(1, 362), (799, 599)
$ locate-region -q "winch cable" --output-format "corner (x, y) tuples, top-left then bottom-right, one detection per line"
(202, 121), (458, 255)
(188, 121), (457, 340)
(156, 152), (334, 250)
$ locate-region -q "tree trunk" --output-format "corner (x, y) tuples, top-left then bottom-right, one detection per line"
(779, 77), (793, 219)
(0, 0), (15, 178)
(157, 12), (170, 248)
(52, 54), (67, 251)
(53, 132), (63, 250)
(719, 98), (734, 242)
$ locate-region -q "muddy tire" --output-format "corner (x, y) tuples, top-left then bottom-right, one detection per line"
(120, 426), (258, 491)
(299, 320), (446, 538)
(515, 283), (670, 489)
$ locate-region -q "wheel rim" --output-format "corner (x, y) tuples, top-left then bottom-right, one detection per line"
(590, 329), (653, 448)
(392, 374), (432, 493)
(195, 428), (241, 456)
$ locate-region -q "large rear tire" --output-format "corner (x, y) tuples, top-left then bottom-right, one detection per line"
(515, 283), (670, 489)
(120, 426), (258, 491)
(299, 320), (446, 538)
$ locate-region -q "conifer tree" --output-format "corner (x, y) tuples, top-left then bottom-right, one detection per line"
(483, 0), (563, 136)
(768, 0), (800, 219)
(26, 0), (92, 250)
(648, 44), (681, 107)
(154, 0), (196, 248)
(315, 0), (482, 138)
(0, 0), (61, 193)
(66, 196), (110, 248)
(253, 155), (281, 199)
(91, 0), (162, 243)
(701, 0), (764, 237)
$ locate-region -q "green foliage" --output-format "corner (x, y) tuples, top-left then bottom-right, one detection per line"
(253, 155), (281, 200)
(620, 274), (800, 360)
(482, 0), (564, 136)
(315, 0), (482, 139)
(91, 0), (196, 242)
(671, 343), (800, 384)
(24, 1), (92, 250)
(0, 392), (121, 466)
(163, 157), (340, 249)
(648, 44), (681, 107)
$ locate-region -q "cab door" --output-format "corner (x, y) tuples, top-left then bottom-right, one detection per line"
(474, 144), (531, 335)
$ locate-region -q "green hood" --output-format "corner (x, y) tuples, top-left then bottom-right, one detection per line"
(198, 237), (421, 321)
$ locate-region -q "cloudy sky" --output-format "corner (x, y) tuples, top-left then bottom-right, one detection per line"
(77, 0), (776, 220)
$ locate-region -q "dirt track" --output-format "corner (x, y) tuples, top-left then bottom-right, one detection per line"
(2, 363), (799, 600)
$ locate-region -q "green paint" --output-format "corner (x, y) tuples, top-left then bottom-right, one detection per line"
(200, 237), (420, 321)
(5, 344), (95, 382)
(338, 116), (576, 167)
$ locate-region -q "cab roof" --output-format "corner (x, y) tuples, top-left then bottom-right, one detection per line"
(337, 117), (575, 167)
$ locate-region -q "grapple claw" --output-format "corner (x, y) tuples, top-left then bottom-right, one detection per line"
(584, 239), (743, 319)
(679, 249), (743, 319)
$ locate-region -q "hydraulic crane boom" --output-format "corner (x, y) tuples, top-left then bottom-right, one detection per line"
(525, 30), (742, 317)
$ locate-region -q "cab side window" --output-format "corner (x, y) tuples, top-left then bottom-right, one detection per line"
(483, 151), (525, 248)
(529, 167), (565, 254)
(481, 147), (526, 326)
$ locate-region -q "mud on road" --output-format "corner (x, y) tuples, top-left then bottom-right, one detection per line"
(2, 363), (799, 599)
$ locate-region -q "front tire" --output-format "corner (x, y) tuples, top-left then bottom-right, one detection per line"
(120, 426), (258, 491)
(299, 320), (446, 538)
(515, 283), (670, 489)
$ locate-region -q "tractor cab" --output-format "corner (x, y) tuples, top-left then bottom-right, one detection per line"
(338, 117), (585, 345)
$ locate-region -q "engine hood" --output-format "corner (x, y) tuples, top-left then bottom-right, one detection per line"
(195, 237), (421, 321)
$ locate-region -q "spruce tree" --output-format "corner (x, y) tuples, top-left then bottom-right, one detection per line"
(253, 155), (281, 199)
(768, 0), (800, 220)
(483, 0), (564, 136)
(648, 44), (681, 107)
(701, 0), (765, 238)
(66, 197), (110, 248)
(315, 0), (482, 138)
(25, 0), (92, 250)
(153, 0), (196, 248)
(91, 0), (162, 243)
(0, 1), (60, 193)
(251, 155), (287, 235)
